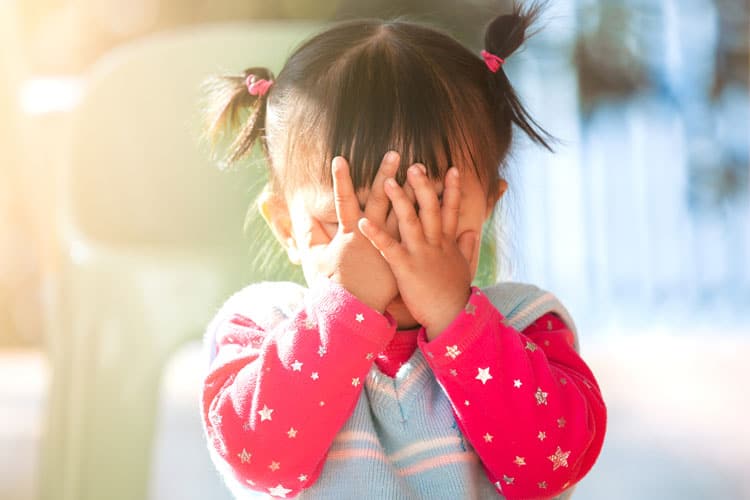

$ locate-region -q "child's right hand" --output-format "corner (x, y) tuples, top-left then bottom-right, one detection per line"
(316, 152), (401, 313)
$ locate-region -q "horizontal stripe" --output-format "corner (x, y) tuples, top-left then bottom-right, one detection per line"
(333, 431), (380, 446)
(388, 436), (462, 463)
(365, 363), (429, 400)
(327, 448), (387, 461)
(397, 452), (479, 476)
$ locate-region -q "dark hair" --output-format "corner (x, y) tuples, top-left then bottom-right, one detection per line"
(204, 1), (551, 200)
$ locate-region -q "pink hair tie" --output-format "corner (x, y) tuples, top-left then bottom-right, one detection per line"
(245, 74), (273, 97)
(481, 50), (505, 73)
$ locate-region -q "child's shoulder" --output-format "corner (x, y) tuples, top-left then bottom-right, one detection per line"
(214, 280), (307, 327)
(203, 281), (307, 365)
(480, 281), (578, 345)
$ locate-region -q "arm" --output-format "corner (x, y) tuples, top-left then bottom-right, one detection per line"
(202, 280), (396, 498)
(417, 288), (606, 500)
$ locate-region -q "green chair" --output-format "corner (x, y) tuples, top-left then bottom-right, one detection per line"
(39, 21), (318, 500)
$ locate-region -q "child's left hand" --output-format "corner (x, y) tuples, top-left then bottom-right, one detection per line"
(359, 164), (478, 340)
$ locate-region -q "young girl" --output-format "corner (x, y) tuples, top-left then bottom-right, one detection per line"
(201, 3), (606, 499)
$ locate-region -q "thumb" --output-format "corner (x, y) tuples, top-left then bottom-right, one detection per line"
(456, 230), (478, 265)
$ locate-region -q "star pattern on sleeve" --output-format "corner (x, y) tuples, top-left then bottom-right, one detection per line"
(291, 360), (303, 371)
(445, 345), (461, 359)
(355, 313), (364, 323)
(534, 387), (548, 406)
(514, 456), (526, 467)
(548, 446), (571, 471)
(258, 405), (274, 422)
(286, 427), (297, 438)
(513, 379), (523, 388)
(237, 448), (252, 463)
(475, 367), (493, 384)
(268, 484), (292, 497)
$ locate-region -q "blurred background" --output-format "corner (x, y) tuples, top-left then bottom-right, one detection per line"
(1, 0), (748, 499)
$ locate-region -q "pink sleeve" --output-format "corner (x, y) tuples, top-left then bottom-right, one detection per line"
(417, 287), (606, 500)
(202, 280), (396, 498)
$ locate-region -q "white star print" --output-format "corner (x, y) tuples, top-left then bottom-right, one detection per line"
(351, 377), (360, 387)
(513, 379), (522, 388)
(258, 405), (273, 422)
(287, 427), (297, 438)
(464, 400), (470, 406)
(538, 431), (547, 441)
(355, 313), (364, 323)
(483, 433), (493, 442)
(304, 317), (316, 330)
(514, 456), (526, 467)
(268, 484), (291, 497)
(298, 474), (308, 482)
(311, 372), (319, 380)
(503, 475), (515, 485)
(445, 345), (461, 359)
(319, 401), (325, 406)
(318, 345), (327, 357)
(291, 360), (303, 371)
(557, 417), (567, 428)
(365, 352), (374, 360)
(269, 461), (280, 471)
(449, 369), (458, 376)
(464, 302), (477, 315)
(476, 367), (493, 384)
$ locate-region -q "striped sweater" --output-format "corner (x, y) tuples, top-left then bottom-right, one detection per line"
(201, 280), (606, 499)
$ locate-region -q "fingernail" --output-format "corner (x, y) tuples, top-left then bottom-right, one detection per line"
(385, 151), (399, 162)
(409, 165), (423, 176)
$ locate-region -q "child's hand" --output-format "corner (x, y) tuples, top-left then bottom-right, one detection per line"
(320, 153), (400, 314)
(358, 165), (478, 339)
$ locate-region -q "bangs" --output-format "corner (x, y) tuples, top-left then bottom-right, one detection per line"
(276, 25), (498, 195)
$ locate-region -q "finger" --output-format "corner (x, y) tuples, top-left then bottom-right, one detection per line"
(401, 166), (419, 208)
(384, 177), (425, 246)
(457, 230), (478, 267)
(407, 165), (442, 245)
(441, 167), (461, 238)
(331, 157), (361, 231)
(364, 150), (400, 222)
(358, 217), (407, 265)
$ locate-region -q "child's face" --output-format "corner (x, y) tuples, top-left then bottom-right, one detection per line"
(273, 165), (503, 329)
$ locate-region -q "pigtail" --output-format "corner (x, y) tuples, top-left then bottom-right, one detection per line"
(483, 1), (554, 151)
(202, 66), (275, 169)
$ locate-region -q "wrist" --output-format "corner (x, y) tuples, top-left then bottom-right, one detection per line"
(423, 288), (472, 341)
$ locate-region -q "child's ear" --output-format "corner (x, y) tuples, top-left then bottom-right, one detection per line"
(257, 188), (301, 265)
(485, 178), (508, 218)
